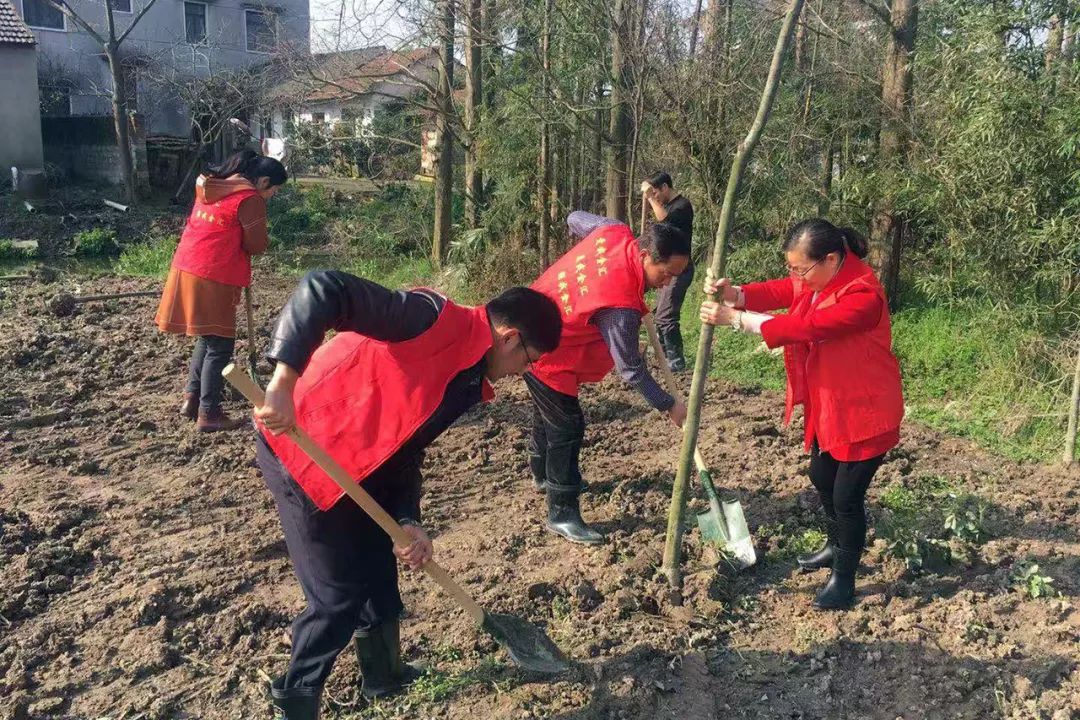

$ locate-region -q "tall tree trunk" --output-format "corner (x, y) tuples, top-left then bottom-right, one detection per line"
(818, 135), (835, 215)
(688, 0), (705, 56)
(868, 0), (917, 305)
(104, 0), (136, 205)
(431, 0), (456, 268)
(592, 79), (605, 211)
(605, 0), (632, 221)
(1065, 339), (1080, 466)
(464, 0), (484, 229)
(795, 3), (809, 72)
(538, 0), (553, 267)
(1047, 7), (1065, 70)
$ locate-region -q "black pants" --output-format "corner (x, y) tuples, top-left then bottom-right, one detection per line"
(654, 259), (695, 346)
(256, 434), (406, 691)
(525, 373), (585, 492)
(808, 442), (885, 554)
(185, 335), (235, 411)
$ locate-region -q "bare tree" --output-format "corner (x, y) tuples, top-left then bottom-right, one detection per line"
(606, 0), (633, 221)
(464, 0), (485, 229)
(431, 0), (456, 267)
(45, 0), (163, 203)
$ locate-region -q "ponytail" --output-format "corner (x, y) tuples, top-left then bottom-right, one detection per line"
(784, 218), (868, 260)
(206, 150), (288, 188)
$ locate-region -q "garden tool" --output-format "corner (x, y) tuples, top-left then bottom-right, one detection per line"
(244, 286), (260, 383)
(222, 364), (573, 675)
(643, 314), (757, 570)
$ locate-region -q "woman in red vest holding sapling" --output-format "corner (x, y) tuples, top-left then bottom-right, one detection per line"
(700, 218), (904, 610)
(155, 150), (288, 432)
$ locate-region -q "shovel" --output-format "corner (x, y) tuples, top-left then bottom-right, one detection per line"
(221, 364), (572, 675)
(244, 287), (260, 383)
(642, 314), (757, 570)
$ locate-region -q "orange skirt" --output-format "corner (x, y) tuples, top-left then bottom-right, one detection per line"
(155, 267), (241, 338)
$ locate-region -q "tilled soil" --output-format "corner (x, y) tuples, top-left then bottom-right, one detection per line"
(1, 272), (1078, 720)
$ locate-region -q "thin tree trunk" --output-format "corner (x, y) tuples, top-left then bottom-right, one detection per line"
(606, 0), (631, 221)
(464, 0), (484, 229)
(688, 0), (704, 56)
(868, 0), (918, 306)
(1065, 339), (1080, 466)
(795, 3), (809, 72)
(661, 0), (806, 596)
(431, 0), (455, 268)
(538, 0), (553, 267)
(1047, 8), (1065, 70)
(592, 79), (604, 211)
(818, 135), (835, 215)
(104, 0), (135, 205)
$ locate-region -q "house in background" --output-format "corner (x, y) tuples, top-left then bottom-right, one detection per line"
(15, 0), (309, 137)
(0, 0), (44, 176)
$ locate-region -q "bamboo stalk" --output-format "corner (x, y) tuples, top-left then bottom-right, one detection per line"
(660, 0), (806, 594)
(1065, 339), (1080, 466)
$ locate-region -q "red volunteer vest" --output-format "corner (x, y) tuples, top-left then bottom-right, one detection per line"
(261, 298), (494, 510)
(529, 224), (648, 395)
(171, 182), (259, 287)
(780, 258), (904, 451)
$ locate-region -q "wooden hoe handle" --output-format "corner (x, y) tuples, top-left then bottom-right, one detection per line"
(222, 364), (487, 625)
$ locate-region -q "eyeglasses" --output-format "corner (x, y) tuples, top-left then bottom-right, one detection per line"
(787, 258), (823, 278)
(521, 342), (537, 369)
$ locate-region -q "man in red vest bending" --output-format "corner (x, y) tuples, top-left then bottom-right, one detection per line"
(252, 271), (561, 719)
(527, 215), (692, 544)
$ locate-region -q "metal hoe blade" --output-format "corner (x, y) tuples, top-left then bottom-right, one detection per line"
(481, 612), (572, 674)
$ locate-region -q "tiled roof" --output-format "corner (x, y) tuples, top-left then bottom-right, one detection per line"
(0, 0), (36, 46)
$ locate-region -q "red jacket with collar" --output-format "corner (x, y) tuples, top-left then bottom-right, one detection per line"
(741, 256), (903, 460)
(260, 298), (495, 510)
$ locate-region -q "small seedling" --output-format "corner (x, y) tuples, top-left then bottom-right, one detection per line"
(1012, 562), (1058, 599)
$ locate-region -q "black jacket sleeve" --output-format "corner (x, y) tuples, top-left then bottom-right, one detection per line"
(267, 270), (444, 373)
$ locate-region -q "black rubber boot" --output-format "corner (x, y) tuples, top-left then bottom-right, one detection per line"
(529, 450), (547, 493)
(797, 517), (838, 571)
(813, 547), (858, 611)
(269, 677), (321, 720)
(354, 619), (421, 700)
(546, 486), (604, 545)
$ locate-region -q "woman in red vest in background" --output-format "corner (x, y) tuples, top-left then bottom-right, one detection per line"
(155, 150), (288, 432)
(700, 218), (904, 610)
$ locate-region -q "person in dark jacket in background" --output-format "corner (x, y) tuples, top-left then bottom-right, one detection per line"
(253, 271), (562, 719)
(155, 150), (288, 432)
(641, 171), (695, 371)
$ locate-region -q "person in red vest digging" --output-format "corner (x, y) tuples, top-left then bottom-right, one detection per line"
(700, 218), (904, 610)
(251, 271), (561, 719)
(155, 150), (288, 432)
(527, 214), (691, 545)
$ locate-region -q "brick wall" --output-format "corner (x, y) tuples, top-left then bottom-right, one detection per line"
(41, 115), (149, 194)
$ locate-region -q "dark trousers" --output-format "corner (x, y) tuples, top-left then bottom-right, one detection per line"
(185, 335), (235, 411)
(654, 259), (695, 345)
(525, 373), (585, 492)
(256, 434), (405, 690)
(808, 442), (885, 554)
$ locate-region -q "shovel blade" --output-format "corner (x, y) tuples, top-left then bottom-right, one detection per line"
(481, 612), (572, 674)
(697, 499), (757, 571)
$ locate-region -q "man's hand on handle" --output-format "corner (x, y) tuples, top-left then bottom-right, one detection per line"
(255, 362), (299, 434)
(394, 523), (434, 570)
(668, 399), (688, 428)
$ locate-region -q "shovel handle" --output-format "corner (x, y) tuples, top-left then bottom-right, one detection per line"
(642, 314), (708, 473)
(222, 364), (487, 626)
(244, 287), (259, 381)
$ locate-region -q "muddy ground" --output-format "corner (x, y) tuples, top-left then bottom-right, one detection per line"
(0, 271), (1078, 720)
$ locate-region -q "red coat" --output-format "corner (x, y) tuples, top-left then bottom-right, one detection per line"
(529, 224), (648, 396)
(171, 181), (259, 287)
(742, 256), (903, 461)
(260, 298), (495, 510)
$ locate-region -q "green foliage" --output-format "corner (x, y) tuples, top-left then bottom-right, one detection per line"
(1012, 561), (1058, 599)
(759, 522), (827, 562)
(877, 476), (993, 572)
(0, 239), (37, 262)
(115, 235), (177, 278)
(74, 228), (119, 257)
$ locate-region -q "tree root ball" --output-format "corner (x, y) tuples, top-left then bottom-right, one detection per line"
(37, 267), (58, 284)
(49, 293), (76, 317)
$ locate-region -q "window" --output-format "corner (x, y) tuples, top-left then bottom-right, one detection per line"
(245, 9), (277, 53)
(109, 0), (131, 13)
(310, 112), (325, 125)
(185, 2), (206, 44)
(21, 0), (64, 30)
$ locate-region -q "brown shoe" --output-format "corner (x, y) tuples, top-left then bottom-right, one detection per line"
(196, 407), (249, 433)
(180, 392), (199, 421)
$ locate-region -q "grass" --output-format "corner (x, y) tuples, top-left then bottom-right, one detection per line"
(0, 239), (37, 262)
(339, 656), (508, 719)
(114, 235), (177, 278)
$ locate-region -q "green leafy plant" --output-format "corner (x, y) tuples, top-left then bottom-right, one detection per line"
(1012, 562), (1058, 599)
(74, 228), (120, 257)
(115, 235), (176, 278)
